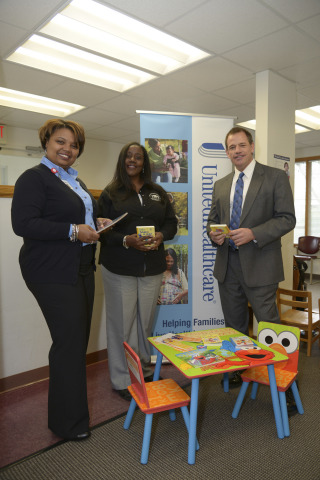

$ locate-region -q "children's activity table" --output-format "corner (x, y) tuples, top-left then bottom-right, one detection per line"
(148, 328), (288, 465)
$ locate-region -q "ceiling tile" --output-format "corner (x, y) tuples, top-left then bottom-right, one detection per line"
(0, 61), (65, 95)
(262, 0), (320, 23)
(216, 104), (256, 124)
(297, 14), (320, 43)
(214, 78), (256, 105)
(280, 57), (320, 89)
(0, 22), (29, 57)
(97, 0), (205, 27)
(171, 93), (238, 114)
(44, 81), (119, 107)
(0, 0), (65, 30)
(68, 107), (126, 125)
(168, 57), (253, 92)
(164, 0), (288, 54)
(223, 27), (320, 72)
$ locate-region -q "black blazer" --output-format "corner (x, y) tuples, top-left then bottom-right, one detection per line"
(12, 164), (97, 285)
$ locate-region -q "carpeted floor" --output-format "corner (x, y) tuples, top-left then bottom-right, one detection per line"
(0, 360), (189, 469)
(1, 342), (319, 480)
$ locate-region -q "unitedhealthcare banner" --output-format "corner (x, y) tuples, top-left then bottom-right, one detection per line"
(139, 112), (233, 339)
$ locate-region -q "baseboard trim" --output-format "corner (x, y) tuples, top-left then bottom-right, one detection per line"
(0, 349), (108, 394)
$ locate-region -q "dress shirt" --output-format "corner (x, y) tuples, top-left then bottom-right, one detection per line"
(41, 157), (96, 244)
(230, 159), (256, 215)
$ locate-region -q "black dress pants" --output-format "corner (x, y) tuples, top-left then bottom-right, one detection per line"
(27, 246), (95, 439)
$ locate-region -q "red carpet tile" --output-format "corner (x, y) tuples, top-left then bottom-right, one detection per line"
(0, 360), (189, 468)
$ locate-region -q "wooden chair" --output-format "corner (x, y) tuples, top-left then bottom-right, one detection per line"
(296, 236), (320, 284)
(277, 288), (320, 357)
(123, 342), (198, 464)
(232, 322), (304, 437)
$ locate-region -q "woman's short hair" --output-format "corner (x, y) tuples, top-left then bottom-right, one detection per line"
(38, 119), (85, 157)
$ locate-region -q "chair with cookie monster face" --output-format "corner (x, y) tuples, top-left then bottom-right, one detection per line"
(231, 322), (304, 437)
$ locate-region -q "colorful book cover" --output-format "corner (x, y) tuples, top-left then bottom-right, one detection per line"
(202, 335), (222, 346)
(136, 225), (155, 237)
(230, 335), (255, 349)
(153, 333), (193, 351)
(176, 349), (225, 368)
(210, 224), (230, 237)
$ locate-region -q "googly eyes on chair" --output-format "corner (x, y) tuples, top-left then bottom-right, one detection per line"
(258, 328), (299, 354)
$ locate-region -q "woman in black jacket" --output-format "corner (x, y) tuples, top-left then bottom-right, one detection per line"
(98, 142), (177, 401)
(12, 119), (108, 441)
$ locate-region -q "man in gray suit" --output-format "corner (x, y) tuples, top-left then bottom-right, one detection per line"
(207, 127), (296, 386)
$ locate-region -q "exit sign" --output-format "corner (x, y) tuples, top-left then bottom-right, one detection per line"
(0, 125), (7, 145)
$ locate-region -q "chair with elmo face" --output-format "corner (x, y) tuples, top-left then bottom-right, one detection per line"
(123, 341), (198, 464)
(231, 322), (304, 437)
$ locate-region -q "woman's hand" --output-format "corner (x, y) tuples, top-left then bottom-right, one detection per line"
(150, 232), (164, 250)
(172, 290), (188, 304)
(97, 217), (112, 232)
(77, 224), (100, 243)
(125, 232), (163, 251)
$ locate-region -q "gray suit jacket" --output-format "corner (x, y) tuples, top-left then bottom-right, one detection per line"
(206, 161), (296, 287)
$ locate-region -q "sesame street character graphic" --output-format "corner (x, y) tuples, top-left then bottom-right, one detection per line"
(247, 323), (300, 377)
(232, 322), (304, 425)
(177, 349), (225, 368)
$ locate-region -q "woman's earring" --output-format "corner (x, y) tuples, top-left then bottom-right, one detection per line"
(142, 167), (145, 173)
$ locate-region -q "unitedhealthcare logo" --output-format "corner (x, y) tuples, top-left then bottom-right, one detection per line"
(198, 142), (228, 158)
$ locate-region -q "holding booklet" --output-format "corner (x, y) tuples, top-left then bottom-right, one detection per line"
(210, 224), (230, 237)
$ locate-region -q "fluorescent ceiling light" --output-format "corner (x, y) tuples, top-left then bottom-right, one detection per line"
(294, 124), (311, 134)
(7, 35), (155, 92)
(237, 119), (256, 130)
(295, 107), (320, 130)
(6, 0), (209, 92)
(237, 118), (310, 135)
(0, 87), (84, 116)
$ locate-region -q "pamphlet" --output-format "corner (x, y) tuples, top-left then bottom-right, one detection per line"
(210, 224), (230, 236)
(230, 335), (255, 350)
(202, 335), (222, 347)
(97, 212), (128, 233)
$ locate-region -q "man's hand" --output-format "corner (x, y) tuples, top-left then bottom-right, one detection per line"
(229, 228), (254, 247)
(209, 230), (226, 245)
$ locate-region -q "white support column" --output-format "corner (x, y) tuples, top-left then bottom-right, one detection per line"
(253, 71), (296, 333)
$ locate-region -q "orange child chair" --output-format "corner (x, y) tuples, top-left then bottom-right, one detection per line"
(232, 322), (304, 437)
(123, 342), (199, 464)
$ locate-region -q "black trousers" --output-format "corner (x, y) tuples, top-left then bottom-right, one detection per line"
(27, 245), (95, 439)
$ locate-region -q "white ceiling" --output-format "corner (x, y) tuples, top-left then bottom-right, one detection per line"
(1, 0), (320, 151)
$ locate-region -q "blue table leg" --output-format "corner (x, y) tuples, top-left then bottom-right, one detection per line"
(153, 352), (162, 380)
(222, 372), (229, 392)
(188, 378), (199, 465)
(267, 364), (284, 439)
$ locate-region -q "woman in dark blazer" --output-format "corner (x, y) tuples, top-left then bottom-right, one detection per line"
(11, 119), (108, 441)
(98, 142), (177, 401)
